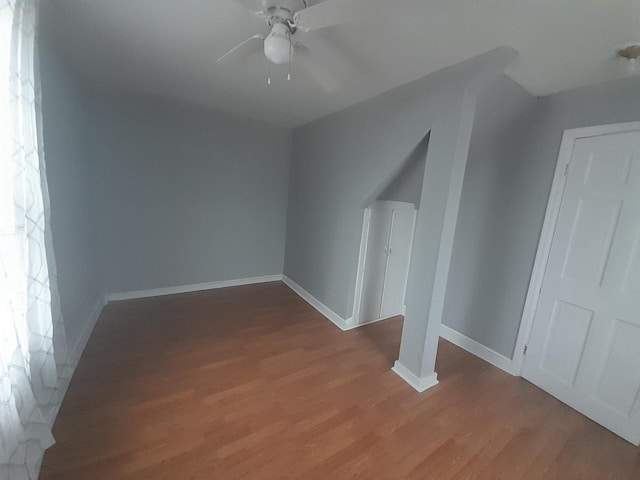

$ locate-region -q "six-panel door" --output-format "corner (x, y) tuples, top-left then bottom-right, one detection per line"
(522, 130), (640, 445)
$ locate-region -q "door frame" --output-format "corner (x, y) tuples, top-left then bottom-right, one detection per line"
(512, 121), (640, 376)
(352, 200), (417, 326)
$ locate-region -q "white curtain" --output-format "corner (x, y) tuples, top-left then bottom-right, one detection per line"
(0, 1), (69, 479)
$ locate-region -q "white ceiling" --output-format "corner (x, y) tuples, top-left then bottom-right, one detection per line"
(40, 0), (640, 128)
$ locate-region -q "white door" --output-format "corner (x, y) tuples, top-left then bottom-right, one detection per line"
(522, 127), (640, 445)
(359, 207), (393, 324)
(380, 209), (416, 318)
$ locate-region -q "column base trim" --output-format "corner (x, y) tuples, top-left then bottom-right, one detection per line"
(392, 360), (439, 393)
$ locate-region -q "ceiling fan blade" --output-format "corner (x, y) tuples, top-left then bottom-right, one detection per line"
(294, 46), (339, 92)
(303, 33), (364, 76)
(294, 0), (377, 32)
(217, 34), (265, 63)
(232, 0), (269, 14)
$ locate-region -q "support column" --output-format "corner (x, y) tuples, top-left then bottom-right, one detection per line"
(392, 46), (518, 392)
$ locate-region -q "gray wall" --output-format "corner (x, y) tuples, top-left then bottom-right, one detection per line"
(442, 75), (536, 357)
(444, 76), (640, 359)
(521, 76), (640, 258)
(377, 136), (427, 206)
(286, 68), (640, 361)
(284, 54), (498, 320)
(40, 44), (101, 349)
(40, 37), (292, 347)
(41, 24), (640, 365)
(86, 90), (292, 294)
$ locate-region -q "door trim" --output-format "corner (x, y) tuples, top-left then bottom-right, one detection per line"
(351, 208), (372, 326)
(512, 122), (640, 376)
(369, 200), (417, 211)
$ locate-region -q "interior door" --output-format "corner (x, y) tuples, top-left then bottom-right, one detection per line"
(380, 208), (416, 318)
(522, 128), (640, 445)
(359, 207), (393, 324)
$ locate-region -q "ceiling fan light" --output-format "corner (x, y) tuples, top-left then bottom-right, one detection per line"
(264, 23), (291, 65)
(616, 44), (640, 77)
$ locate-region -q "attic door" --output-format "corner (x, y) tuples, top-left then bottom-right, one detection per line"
(359, 201), (416, 325)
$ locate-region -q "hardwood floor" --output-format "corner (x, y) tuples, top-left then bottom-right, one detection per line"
(40, 282), (639, 479)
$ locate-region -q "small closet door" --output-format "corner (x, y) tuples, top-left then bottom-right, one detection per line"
(380, 208), (416, 318)
(359, 207), (393, 324)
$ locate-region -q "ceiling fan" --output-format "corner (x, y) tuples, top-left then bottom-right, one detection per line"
(218, 0), (375, 91)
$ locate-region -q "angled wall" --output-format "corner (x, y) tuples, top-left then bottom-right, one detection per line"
(284, 48), (515, 337)
(377, 135), (428, 206)
(285, 62), (473, 321)
(443, 75), (640, 361)
(441, 74), (536, 358)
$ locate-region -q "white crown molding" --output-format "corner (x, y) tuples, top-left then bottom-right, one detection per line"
(392, 361), (439, 393)
(105, 275), (283, 302)
(440, 324), (515, 375)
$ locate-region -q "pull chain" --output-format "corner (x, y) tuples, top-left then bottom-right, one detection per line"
(287, 32), (292, 81)
(267, 60), (271, 85)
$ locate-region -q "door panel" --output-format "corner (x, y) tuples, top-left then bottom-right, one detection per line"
(359, 208), (392, 324)
(540, 300), (593, 386)
(380, 208), (415, 318)
(523, 129), (640, 445)
(593, 319), (640, 416)
(583, 147), (634, 186)
(624, 230), (640, 294)
(561, 199), (621, 285)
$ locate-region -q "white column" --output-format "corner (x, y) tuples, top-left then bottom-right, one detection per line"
(392, 46), (518, 392)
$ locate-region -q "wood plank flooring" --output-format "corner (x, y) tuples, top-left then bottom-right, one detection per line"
(40, 281), (639, 479)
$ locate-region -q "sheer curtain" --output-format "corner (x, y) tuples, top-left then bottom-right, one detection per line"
(1, 1), (69, 479)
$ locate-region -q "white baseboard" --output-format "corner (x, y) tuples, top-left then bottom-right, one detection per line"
(392, 361), (439, 393)
(350, 313), (398, 330)
(52, 292), (107, 424)
(52, 275), (285, 423)
(106, 275), (283, 302)
(67, 293), (107, 373)
(281, 275), (354, 331)
(440, 324), (515, 375)
(280, 275), (401, 332)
